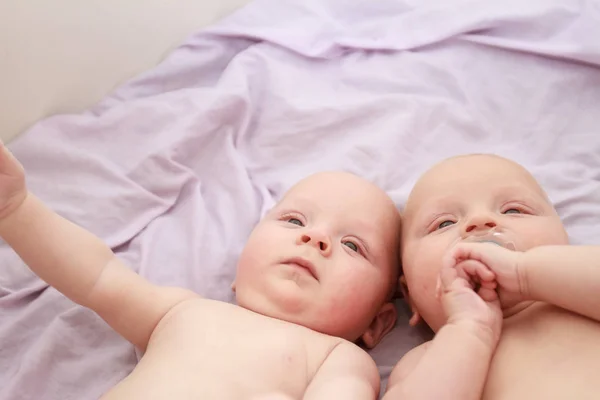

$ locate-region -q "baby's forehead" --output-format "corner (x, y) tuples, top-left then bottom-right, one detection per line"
(281, 174), (391, 208)
(277, 191), (389, 223)
(406, 156), (547, 211)
(426, 155), (531, 180)
(278, 184), (400, 232)
(414, 174), (541, 199)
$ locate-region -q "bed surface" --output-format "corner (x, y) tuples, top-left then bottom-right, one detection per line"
(1, 0), (600, 398)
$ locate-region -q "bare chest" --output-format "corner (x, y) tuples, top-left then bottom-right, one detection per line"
(102, 299), (339, 399)
(484, 303), (600, 400)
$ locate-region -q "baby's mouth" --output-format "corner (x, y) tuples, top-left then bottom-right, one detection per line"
(282, 257), (318, 280)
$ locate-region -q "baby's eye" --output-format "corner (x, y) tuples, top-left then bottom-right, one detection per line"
(503, 208), (522, 215)
(437, 220), (455, 230)
(342, 241), (359, 253)
(287, 218), (304, 226)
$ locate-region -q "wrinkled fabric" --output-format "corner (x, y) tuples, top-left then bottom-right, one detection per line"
(2, 0), (600, 398)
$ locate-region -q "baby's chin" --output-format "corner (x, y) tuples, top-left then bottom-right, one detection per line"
(234, 282), (377, 341)
(236, 287), (312, 322)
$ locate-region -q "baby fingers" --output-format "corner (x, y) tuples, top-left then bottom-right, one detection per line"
(478, 286), (499, 302)
(455, 259), (495, 283)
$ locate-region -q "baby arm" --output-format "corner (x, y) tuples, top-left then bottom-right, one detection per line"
(446, 242), (600, 321)
(305, 333), (494, 400)
(384, 260), (501, 400)
(523, 245), (600, 321)
(303, 342), (380, 400)
(384, 323), (495, 400)
(0, 145), (196, 350)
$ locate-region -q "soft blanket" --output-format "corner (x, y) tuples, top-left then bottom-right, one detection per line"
(2, 0), (600, 398)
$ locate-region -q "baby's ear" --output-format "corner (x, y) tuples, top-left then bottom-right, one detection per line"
(399, 276), (421, 327)
(361, 302), (397, 349)
(230, 281), (236, 292)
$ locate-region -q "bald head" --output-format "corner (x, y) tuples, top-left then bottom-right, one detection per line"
(405, 154), (552, 224)
(283, 172), (394, 207)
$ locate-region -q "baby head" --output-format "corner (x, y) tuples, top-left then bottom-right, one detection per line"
(233, 171), (401, 348)
(401, 154), (569, 331)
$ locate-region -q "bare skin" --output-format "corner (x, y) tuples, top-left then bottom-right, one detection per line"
(391, 154), (600, 400)
(0, 143), (405, 399)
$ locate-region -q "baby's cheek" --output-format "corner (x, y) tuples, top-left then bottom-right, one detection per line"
(329, 277), (380, 314)
(407, 252), (441, 294)
(531, 224), (569, 247)
(410, 275), (435, 310)
(406, 254), (445, 327)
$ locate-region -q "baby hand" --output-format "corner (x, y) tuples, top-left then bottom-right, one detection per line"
(444, 242), (529, 310)
(0, 142), (27, 220)
(438, 258), (502, 347)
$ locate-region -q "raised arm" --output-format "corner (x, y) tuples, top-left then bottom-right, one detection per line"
(0, 144), (196, 350)
(523, 245), (600, 321)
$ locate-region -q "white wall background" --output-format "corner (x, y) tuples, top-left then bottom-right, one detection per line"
(0, 0), (251, 143)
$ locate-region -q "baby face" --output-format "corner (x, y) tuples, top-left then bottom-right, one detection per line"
(234, 172), (400, 343)
(402, 155), (569, 331)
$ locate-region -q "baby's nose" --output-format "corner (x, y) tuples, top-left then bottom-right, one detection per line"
(299, 231), (330, 253)
(463, 214), (497, 234)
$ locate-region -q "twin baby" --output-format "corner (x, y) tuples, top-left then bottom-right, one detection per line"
(1, 142), (599, 399)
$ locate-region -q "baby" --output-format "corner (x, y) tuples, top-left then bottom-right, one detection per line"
(0, 142), (405, 399)
(387, 154), (600, 399)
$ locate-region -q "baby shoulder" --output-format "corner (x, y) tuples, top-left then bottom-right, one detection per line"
(315, 341), (379, 385)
